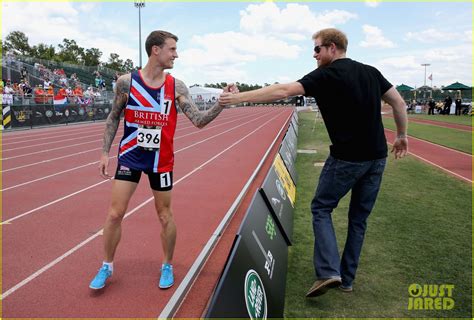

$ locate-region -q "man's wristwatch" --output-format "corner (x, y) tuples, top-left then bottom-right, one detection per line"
(397, 134), (407, 139)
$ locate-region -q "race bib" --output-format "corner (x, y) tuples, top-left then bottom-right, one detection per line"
(137, 126), (162, 151)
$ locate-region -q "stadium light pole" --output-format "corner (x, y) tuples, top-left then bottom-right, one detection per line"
(134, 0), (145, 69)
(421, 63), (430, 87)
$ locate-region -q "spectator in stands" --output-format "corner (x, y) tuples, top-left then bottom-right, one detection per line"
(84, 86), (94, 100)
(73, 84), (84, 103)
(46, 85), (55, 104)
(34, 85), (47, 104)
(71, 73), (78, 82)
(66, 86), (73, 99)
(3, 82), (14, 106)
(43, 78), (52, 90)
(23, 80), (33, 97)
(21, 67), (28, 81)
(60, 75), (68, 87)
(95, 75), (102, 88)
(112, 79), (117, 91)
(57, 85), (68, 103)
(92, 87), (102, 98)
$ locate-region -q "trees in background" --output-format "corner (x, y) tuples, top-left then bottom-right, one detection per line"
(3, 30), (133, 72)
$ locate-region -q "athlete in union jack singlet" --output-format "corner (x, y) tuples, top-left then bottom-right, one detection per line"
(89, 30), (237, 290)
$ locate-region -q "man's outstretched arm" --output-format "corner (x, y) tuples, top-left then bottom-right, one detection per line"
(219, 82), (305, 105)
(175, 79), (227, 129)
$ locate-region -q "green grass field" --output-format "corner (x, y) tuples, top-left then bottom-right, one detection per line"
(284, 111), (472, 318)
(382, 118), (472, 154)
(408, 114), (473, 126)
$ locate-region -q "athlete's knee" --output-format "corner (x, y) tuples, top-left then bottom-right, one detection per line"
(108, 204), (127, 222)
(157, 208), (173, 226)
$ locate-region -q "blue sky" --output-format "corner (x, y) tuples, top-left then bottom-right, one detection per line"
(3, 1), (472, 89)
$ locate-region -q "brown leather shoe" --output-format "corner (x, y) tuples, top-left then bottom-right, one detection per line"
(339, 285), (353, 293)
(305, 277), (342, 297)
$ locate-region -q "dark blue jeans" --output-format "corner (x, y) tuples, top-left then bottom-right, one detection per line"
(311, 155), (386, 287)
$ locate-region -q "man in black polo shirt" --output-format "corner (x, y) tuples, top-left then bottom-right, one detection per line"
(219, 28), (408, 297)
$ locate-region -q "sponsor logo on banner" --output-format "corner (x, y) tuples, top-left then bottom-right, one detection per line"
(14, 110), (27, 123)
(273, 154), (296, 206)
(275, 180), (286, 201)
(244, 269), (267, 320)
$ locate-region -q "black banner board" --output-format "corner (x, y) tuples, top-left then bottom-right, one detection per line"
(259, 163), (294, 245)
(279, 142), (297, 185)
(205, 192), (289, 319)
(282, 128), (297, 163)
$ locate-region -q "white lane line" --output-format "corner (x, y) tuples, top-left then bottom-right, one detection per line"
(1, 145), (115, 173)
(3, 132), (110, 152)
(409, 152), (472, 183)
(1, 111), (245, 160)
(385, 128), (472, 156)
(2, 122), (106, 140)
(1, 139), (104, 161)
(2, 127), (106, 146)
(1, 109), (236, 144)
(387, 140), (472, 183)
(1, 179), (111, 224)
(1, 161), (102, 192)
(1, 111), (266, 172)
(1, 111), (270, 192)
(159, 110), (292, 319)
(0, 110), (286, 300)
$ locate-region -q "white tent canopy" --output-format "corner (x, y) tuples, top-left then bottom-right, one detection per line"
(188, 86), (223, 102)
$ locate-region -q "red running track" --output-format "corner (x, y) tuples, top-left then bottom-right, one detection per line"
(383, 114), (472, 132)
(385, 129), (472, 183)
(2, 107), (294, 318)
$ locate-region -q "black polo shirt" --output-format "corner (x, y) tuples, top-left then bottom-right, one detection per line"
(298, 58), (392, 161)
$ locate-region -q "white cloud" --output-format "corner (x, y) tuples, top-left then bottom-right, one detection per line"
(3, 2), (79, 45)
(365, 0), (381, 8)
(2, 2), (138, 65)
(359, 24), (395, 48)
(175, 3), (357, 83)
(176, 31), (301, 84)
(374, 44), (472, 87)
(404, 28), (458, 43)
(240, 3), (357, 40)
(78, 3), (98, 13)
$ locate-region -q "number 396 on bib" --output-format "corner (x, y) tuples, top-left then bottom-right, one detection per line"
(137, 127), (162, 151)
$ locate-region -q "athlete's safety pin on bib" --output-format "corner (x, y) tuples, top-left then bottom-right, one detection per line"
(137, 126), (162, 151)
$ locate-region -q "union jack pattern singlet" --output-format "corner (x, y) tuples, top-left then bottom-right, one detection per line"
(118, 70), (177, 173)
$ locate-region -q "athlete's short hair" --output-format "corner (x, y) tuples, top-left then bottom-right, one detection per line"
(312, 28), (348, 52)
(145, 30), (179, 57)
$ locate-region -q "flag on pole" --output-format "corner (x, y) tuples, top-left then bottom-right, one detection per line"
(428, 74), (433, 81)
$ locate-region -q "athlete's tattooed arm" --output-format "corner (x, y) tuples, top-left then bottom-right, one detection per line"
(175, 78), (226, 129)
(102, 74), (130, 154)
(99, 74), (130, 179)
